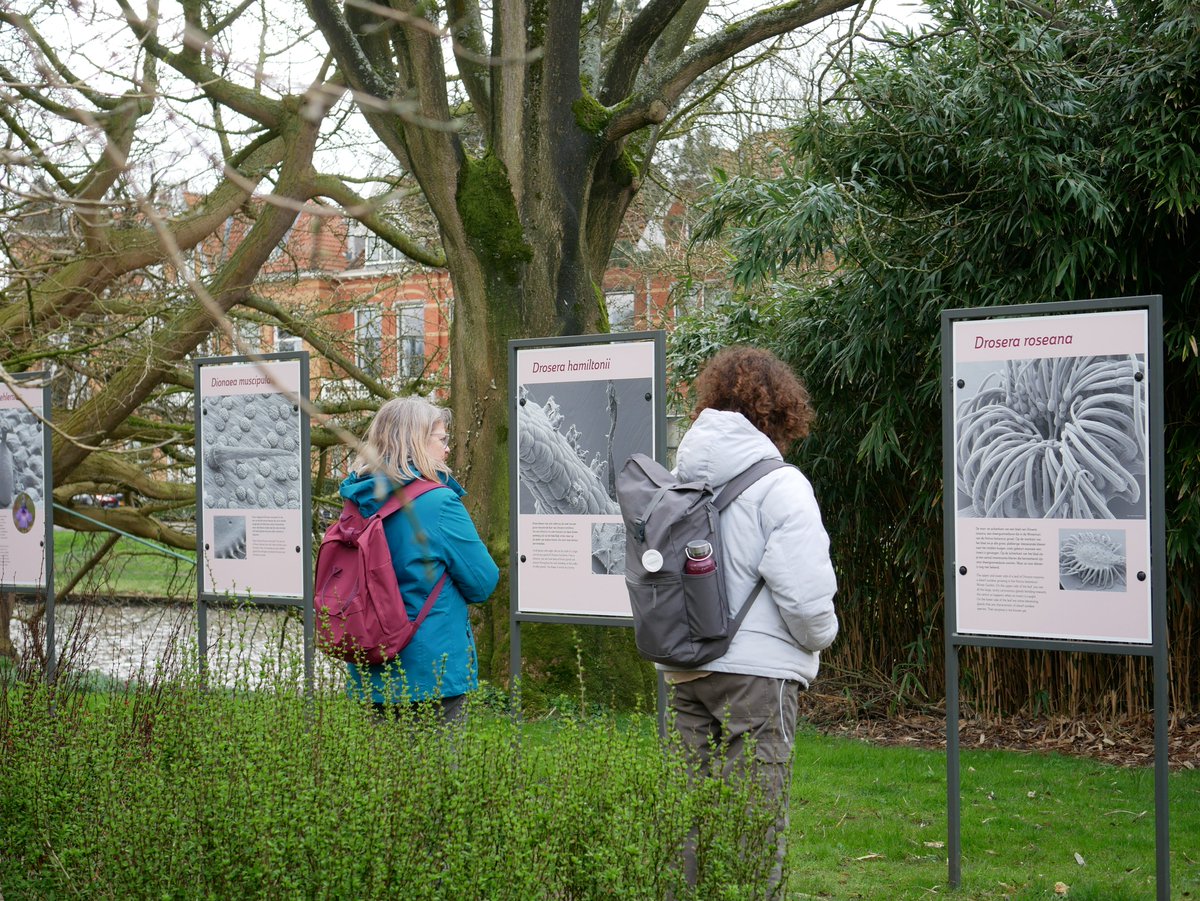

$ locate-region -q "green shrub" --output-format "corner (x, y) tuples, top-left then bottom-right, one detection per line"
(0, 658), (777, 899)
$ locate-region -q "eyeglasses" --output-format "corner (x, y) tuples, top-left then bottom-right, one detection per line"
(430, 432), (450, 448)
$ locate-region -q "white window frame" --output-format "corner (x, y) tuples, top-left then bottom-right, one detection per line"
(268, 224), (294, 263)
(397, 303), (426, 378)
(605, 290), (636, 332)
(234, 320), (260, 353)
(355, 306), (384, 376)
(346, 221), (368, 264)
(347, 220), (405, 267)
(274, 327), (303, 353)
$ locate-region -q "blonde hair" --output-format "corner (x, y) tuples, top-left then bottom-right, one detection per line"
(354, 396), (451, 483)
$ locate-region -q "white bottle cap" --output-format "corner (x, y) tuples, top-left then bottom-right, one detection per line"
(641, 549), (664, 573)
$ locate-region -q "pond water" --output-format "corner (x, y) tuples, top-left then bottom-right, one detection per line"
(12, 601), (344, 690)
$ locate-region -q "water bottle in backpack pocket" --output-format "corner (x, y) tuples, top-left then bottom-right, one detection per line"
(681, 539), (726, 639)
(616, 453), (792, 667)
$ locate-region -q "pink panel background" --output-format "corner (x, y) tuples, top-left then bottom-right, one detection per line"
(951, 308), (1152, 643)
(0, 384), (47, 588)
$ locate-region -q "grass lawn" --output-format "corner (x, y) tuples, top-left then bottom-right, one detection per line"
(20, 533), (1200, 897)
(53, 528), (195, 598)
(785, 725), (1199, 899)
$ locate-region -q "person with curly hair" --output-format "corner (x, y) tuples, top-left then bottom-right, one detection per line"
(668, 346), (839, 896)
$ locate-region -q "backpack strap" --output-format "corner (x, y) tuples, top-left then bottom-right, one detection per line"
(354, 479), (451, 631)
(372, 478), (446, 520)
(713, 458), (793, 627)
(729, 579), (769, 631)
(413, 571), (449, 628)
(634, 484), (672, 542)
(713, 458), (790, 512)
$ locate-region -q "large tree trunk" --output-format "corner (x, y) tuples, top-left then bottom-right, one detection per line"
(446, 5), (616, 677)
(305, 0), (859, 689)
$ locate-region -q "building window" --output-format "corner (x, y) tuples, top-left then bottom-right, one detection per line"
(268, 224), (294, 263)
(703, 283), (732, 308)
(347, 221), (405, 267)
(275, 327), (303, 353)
(606, 291), (635, 332)
(346, 223), (368, 264)
(367, 236), (405, 266)
(355, 307), (383, 376)
(234, 320), (260, 353)
(397, 303), (425, 378)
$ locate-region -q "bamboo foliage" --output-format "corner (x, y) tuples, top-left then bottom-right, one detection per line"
(681, 0), (1200, 717)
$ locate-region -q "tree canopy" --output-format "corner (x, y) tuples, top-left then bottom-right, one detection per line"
(2, 1), (875, 685)
(688, 0), (1200, 714)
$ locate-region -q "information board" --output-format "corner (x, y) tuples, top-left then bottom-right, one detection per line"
(196, 356), (308, 600)
(0, 376), (50, 590)
(510, 332), (663, 619)
(951, 308), (1152, 643)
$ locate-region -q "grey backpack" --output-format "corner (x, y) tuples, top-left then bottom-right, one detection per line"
(616, 453), (790, 667)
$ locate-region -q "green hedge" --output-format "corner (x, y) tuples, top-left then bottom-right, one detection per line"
(0, 664), (777, 899)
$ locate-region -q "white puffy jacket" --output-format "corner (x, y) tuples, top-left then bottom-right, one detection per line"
(666, 408), (839, 686)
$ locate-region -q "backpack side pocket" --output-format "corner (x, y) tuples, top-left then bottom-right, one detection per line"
(626, 575), (692, 663)
(682, 570), (728, 640)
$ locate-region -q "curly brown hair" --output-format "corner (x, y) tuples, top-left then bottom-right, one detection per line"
(691, 346), (815, 450)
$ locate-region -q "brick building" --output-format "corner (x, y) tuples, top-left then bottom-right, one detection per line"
(195, 195), (714, 400)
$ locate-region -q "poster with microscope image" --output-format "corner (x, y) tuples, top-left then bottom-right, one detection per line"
(198, 359), (306, 599)
(0, 382), (48, 589)
(514, 337), (659, 618)
(951, 309), (1151, 643)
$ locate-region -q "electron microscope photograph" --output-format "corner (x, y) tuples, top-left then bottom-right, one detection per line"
(1058, 528), (1126, 592)
(591, 522), (626, 575)
(0, 409), (45, 514)
(955, 354), (1147, 519)
(516, 378), (653, 516)
(213, 515), (248, 560)
(201, 392), (301, 510)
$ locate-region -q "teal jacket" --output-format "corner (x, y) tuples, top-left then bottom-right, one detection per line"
(340, 470), (499, 703)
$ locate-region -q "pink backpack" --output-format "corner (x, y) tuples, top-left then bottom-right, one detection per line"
(314, 480), (448, 666)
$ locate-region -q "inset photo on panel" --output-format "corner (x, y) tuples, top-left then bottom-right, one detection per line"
(517, 378), (652, 515)
(0, 409), (45, 512)
(1059, 528), (1126, 592)
(213, 515), (248, 560)
(12, 492), (35, 533)
(591, 522), (626, 575)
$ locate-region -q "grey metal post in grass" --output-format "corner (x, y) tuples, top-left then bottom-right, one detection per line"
(1147, 298), (1169, 901)
(940, 311), (961, 887)
(300, 355), (314, 699)
(509, 603), (522, 722)
(40, 379), (55, 691)
(941, 296), (1168, 899)
(945, 644), (960, 886)
(192, 357), (208, 689)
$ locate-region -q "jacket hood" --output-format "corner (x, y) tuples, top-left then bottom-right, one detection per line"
(340, 469), (465, 516)
(674, 409), (781, 488)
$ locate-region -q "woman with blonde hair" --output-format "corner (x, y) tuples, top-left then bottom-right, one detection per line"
(340, 396), (499, 722)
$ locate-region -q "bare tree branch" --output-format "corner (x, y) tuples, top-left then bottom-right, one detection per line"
(606, 0), (857, 142)
(599, 0), (690, 104)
